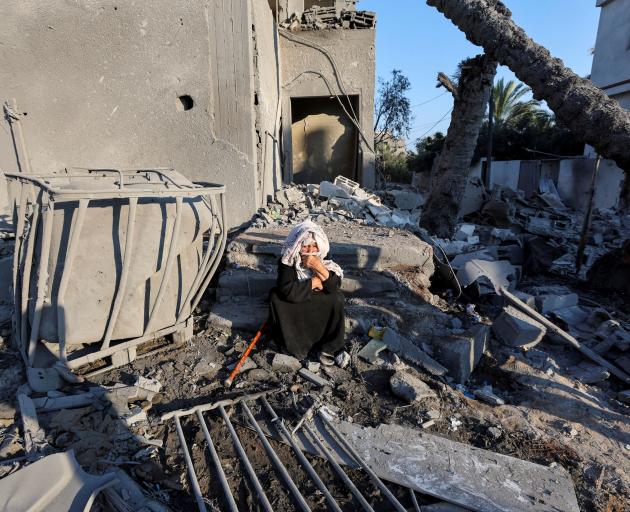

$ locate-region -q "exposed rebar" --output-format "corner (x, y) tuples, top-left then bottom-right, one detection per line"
(317, 411), (407, 512)
(242, 401), (311, 512)
(302, 423), (374, 512)
(218, 405), (274, 512)
(196, 410), (238, 512)
(260, 397), (342, 512)
(174, 416), (207, 512)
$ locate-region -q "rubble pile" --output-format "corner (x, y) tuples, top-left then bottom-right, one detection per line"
(1, 173), (629, 511)
(254, 175), (424, 229)
(281, 6), (376, 31)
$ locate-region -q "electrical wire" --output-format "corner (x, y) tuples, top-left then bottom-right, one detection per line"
(410, 90), (448, 108)
(279, 29), (360, 123)
(412, 107), (453, 140)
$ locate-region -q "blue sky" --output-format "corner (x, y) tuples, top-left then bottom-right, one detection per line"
(359, 0), (601, 148)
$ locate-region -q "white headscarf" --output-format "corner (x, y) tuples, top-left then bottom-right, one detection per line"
(281, 219), (344, 281)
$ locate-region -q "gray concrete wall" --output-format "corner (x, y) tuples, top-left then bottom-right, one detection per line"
(591, 0), (630, 109)
(0, 0), (261, 228)
(280, 28), (376, 187)
(252, 0), (282, 205)
(557, 158), (624, 211)
(487, 160), (521, 191)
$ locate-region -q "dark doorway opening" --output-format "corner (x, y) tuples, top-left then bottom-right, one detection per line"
(290, 95), (359, 184)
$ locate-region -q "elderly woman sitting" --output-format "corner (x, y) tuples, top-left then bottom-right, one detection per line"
(269, 220), (345, 365)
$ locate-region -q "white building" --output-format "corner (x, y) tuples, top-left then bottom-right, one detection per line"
(591, 0), (630, 110)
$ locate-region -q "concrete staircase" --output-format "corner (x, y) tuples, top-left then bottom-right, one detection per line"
(208, 223), (434, 331)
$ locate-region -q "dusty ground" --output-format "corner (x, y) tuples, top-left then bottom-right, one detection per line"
(78, 268), (630, 512)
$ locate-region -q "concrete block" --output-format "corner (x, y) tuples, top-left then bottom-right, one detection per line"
(319, 181), (351, 199)
(473, 385), (505, 406)
(431, 325), (489, 384)
(357, 339), (387, 364)
(454, 224), (476, 241)
(390, 371), (436, 403)
(492, 306), (547, 349)
(535, 294), (579, 314)
(208, 300), (268, 332)
(272, 353), (301, 373)
(298, 368), (332, 387)
(382, 327), (448, 376)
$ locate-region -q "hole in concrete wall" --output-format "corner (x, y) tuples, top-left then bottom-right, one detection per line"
(113, 6), (118, 10)
(177, 95), (194, 112)
(290, 95), (360, 184)
(254, 93), (259, 106)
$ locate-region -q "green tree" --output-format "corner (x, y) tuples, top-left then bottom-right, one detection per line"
(374, 69), (412, 145)
(492, 78), (542, 126)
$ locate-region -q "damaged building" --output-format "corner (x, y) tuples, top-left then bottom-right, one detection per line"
(0, 1), (629, 512)
(0, 0), (376, 227)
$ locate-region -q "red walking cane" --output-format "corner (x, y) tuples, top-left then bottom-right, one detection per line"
(223, 322), (267, 388)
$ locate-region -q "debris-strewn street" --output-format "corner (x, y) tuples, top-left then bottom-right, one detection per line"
(2, 174), (628, 511)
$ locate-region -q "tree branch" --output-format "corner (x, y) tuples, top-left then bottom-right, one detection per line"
(437, 72), (459, 100)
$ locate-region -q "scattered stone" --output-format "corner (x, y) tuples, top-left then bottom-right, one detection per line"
(449, 418), (462, 431)
(426, 409), (440, 419)
(492, 306), (547, 349)
(335, 351), (351, 369)
(389, 371), (436, 403)
(272, 353), (302, 373)
(488, 426), (503, 439)
(226, 358), (257, 372)
(473, 385), (505, 406)
(422, 419), (435, 429)
(298, 368), (332, 388)
(307, 361), (321, 373)
(247, 369), (274, 382)
(357, 339), (387, 364)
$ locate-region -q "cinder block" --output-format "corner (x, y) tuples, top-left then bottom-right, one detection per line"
(431, 325), (489, 384)
(493, 306), (546, 348)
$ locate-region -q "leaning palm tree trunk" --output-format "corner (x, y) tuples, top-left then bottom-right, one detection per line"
(426, 0), (630, 175)
(421, 55), (497, 237)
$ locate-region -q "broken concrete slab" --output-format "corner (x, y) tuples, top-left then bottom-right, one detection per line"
(535, 293), (579, 315)
(294, 418), (579, 512)
(319, 180), (352, 199)
(617, 390), (630, 404)
(569, 364), (610, 384)
(493, 306), (547, 349)
(457, 259), (518, 294)
(272, 353), (302, 373)
(422, 502), (472, 512)
(0, 450), (117, 511)
(390, 371), (436, 403)
(208, 299), (268, 332)
(382, 327), (448, 377)
(228, 224), (434, 273)
(431, 325), (489, 384)
(357, 339), (387, 363)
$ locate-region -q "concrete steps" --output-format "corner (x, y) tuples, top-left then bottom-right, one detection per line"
(216, 268), (398, 302)
(208, 223), (435, 332)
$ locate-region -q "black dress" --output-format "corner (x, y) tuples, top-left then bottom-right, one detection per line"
(269, 261), (345, 359)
